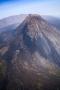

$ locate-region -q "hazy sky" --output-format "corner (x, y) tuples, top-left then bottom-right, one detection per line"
(0, 0), (60, 19)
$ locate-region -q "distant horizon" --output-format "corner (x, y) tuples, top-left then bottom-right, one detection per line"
(0, 14), (60, 20)
(0, 0), (60, 19)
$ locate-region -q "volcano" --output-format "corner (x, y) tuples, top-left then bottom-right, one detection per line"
(0, 14), (60, 90)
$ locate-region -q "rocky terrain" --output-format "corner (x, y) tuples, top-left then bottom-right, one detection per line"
(0, 14), (60, 34)
(0, 14), (60, 90)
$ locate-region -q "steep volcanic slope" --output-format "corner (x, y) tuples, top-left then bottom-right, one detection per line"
(42, 15), (60, 30)
(0, 14), (60, 90)
(0, 14), (27, 33)
(0, 14), (60, 34)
